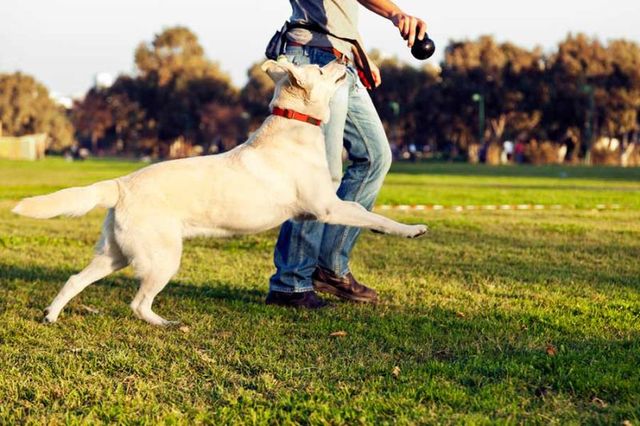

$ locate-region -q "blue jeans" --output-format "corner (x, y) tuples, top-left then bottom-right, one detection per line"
(269, 45), (392, 293)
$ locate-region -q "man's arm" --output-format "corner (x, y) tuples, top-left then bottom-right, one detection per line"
(356, 0), (427, 48)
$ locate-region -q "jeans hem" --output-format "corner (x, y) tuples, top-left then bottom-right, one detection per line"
(268, 281), (314, 294)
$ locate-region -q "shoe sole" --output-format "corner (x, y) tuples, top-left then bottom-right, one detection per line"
(265, 298), (330, 309)
(313, 281), (378, 304)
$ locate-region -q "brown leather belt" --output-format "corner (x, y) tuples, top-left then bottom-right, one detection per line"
(286, 41), (351, 65)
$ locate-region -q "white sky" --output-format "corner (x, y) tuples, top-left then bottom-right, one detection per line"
(1, 0), (639, 95)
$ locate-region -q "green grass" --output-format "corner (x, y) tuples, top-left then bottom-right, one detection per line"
(1, 158), (639, 424)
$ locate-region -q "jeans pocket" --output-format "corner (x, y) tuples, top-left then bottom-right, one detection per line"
(284, 46), (310, 66)
(347, 66), (363, 91)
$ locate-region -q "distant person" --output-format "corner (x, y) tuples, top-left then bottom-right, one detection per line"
(265, 0), (428, 309)
(479, 143), (488, 164)
(563, 134), (576, 163)
(408, 143), (418, 162)
(502, 140), (514, 164)
(514, 140), (526, 164)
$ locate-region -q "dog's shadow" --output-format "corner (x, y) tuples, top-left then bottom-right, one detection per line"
(0, 262), (266, 314)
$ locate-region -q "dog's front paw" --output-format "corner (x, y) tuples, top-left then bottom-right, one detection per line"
(42, 307), (58, 324)
(407, 224), (428, 239)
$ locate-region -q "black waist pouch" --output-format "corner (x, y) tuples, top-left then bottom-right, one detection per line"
(265, 23), (288, 60)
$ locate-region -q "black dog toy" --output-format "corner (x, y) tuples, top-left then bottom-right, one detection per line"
(411, 34), (436, 60)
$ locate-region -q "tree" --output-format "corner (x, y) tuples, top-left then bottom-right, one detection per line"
(602, 39), (640, 143)
(439, 36), (546, 148)
(134, 26), (239, 151)
(72, 26), (240, 157)
(199, 102), (248, 152)
(0, 72), (74, 150)
(71, 88), (114, 152)
(545, 34), (613, 156)
(240, 61), (275, 130)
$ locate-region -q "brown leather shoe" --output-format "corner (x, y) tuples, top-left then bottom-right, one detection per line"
(312, 267), (378, 303)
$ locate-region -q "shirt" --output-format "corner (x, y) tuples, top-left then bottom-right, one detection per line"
(286, 0), (367, 65)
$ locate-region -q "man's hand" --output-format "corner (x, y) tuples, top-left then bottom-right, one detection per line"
(370, 62), (382, 87)
(356, 52), (382, 88)
(390, 12), (427, 48)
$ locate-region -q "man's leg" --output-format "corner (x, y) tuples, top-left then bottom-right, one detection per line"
(269, 48), (350, 295)
(318, 73), (392, 277)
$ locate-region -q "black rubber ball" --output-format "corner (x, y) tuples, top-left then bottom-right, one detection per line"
(411, 35), (436, 60)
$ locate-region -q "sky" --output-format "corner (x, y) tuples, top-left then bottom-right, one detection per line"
(1, 0), (639, 96)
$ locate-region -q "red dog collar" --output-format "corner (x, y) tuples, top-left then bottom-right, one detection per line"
(272, 106), (322, 126)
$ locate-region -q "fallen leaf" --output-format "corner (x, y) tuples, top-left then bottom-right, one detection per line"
(621, 421), (632, 426)
(122, 375), (137, 393)
(592, 397), (608, 408)
(455, 312), (465, 318)
(196, 349), (215, 364)
(122, 374), (137, 383)
(545, 344), (557, 356)
(392, 366), (401, 378)
(79, 304), (99, 314)
(179, 325), (190, 333)
(330, 331), (348, 337)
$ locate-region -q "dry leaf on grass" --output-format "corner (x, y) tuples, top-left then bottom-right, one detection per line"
(545, 344), (557, 356)
(455, 312), (466, 318)
(179, 325), (190, 333)
(392, 366), (401, 378)
(591, 397), (608, 408)
(330, 331), (348, 337)
(79, 304), (99, 314)
(196, 349), (215, 364)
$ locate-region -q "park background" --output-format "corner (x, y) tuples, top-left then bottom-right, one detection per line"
(1, 0), (640, 164)
(1, 1), (639, 424)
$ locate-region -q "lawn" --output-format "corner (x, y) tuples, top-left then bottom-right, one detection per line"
(0, 158), (639, 424)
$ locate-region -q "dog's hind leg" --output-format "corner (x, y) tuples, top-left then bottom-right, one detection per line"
(44, 210), (128, 323)
(128, 231), (182, 326)
(316, 200), (428, 238)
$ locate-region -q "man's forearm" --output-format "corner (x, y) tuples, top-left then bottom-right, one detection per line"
(356, 0), (403, 20)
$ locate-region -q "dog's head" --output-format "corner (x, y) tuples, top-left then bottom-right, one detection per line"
(262, 57), (347, 124)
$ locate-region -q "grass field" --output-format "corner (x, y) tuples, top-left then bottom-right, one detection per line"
(1, 158), (639, 424)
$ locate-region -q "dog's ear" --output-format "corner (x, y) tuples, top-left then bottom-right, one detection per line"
(261, 58), (307, 88)
(262, 60), (288, 83)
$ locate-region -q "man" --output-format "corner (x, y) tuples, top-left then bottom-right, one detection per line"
(266, 0), (428, 308)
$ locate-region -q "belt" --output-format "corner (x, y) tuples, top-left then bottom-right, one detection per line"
(286, 41), (351, 65)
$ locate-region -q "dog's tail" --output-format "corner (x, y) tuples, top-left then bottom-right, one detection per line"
(12, 180), (120, 219)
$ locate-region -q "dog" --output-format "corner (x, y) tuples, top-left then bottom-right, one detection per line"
(12, 58), (427, 326)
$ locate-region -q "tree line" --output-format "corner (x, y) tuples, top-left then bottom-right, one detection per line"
(1, 26), (639, 163)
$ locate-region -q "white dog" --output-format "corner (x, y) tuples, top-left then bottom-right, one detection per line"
(13, 58), (427, 326)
